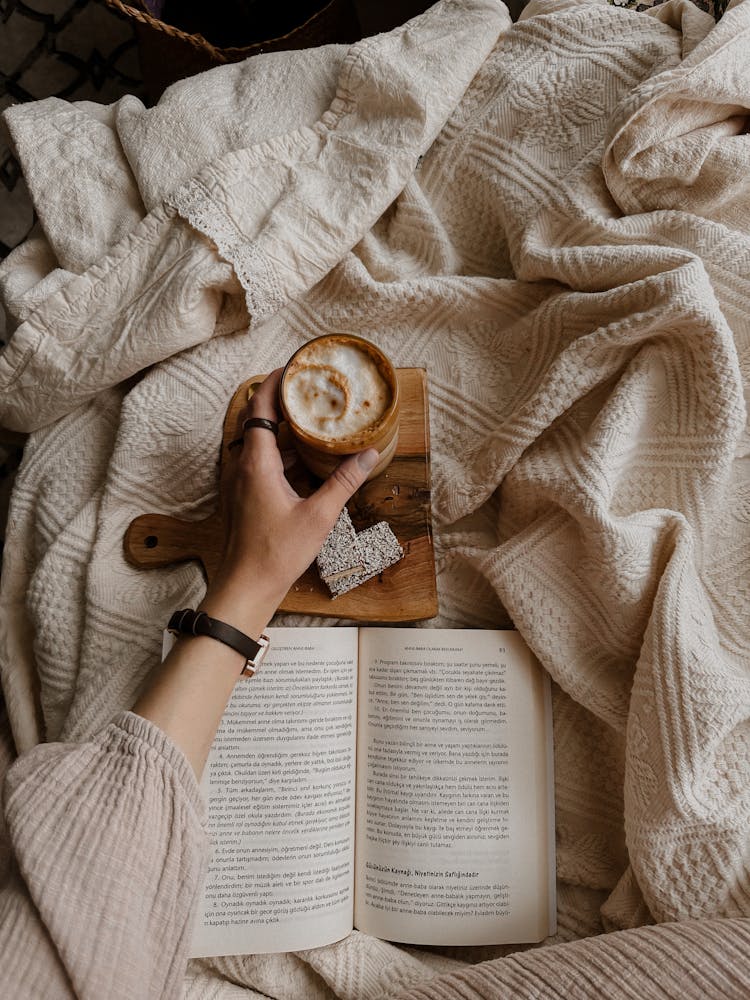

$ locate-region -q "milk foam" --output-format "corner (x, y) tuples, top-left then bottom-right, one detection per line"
(283, 340), (391, 440)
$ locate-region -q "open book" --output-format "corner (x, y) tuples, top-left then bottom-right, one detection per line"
(166, 627), (555, 956)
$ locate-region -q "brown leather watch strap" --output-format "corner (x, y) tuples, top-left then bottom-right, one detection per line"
(167, 608), (270, 677)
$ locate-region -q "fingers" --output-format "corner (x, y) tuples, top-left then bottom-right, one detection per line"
(306, 449), (379, 530)
(238, 369), (283, 466)
(247, 369), (282, 422)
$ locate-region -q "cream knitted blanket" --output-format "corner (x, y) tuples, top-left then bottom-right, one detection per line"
(1, 0), (749, 996)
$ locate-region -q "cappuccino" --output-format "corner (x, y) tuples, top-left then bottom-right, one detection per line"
(282, 340), (391, 441)
(280, 334), (399, 480)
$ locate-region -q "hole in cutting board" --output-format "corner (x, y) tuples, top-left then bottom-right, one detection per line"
(144, 535), (159, 549)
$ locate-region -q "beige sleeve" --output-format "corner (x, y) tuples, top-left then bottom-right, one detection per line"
(0, 711), (207, 999)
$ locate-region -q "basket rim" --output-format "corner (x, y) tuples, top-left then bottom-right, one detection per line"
(104, 0), (345, 62)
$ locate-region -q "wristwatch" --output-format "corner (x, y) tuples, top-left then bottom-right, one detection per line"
(167, 608), (270, 678)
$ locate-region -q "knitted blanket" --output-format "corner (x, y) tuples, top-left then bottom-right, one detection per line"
(1, 0), (748, 996)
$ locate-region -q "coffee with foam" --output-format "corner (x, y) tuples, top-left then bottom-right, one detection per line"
(282, 339), (392, 441)
(280, 334), (400, 481)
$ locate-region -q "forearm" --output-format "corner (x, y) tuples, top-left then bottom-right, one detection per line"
(133, 579), (281, 777)
(132, 370), (377, 778)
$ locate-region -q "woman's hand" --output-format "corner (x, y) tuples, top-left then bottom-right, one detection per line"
(134, 366), (378, 775)
(200, 368), (379, 637)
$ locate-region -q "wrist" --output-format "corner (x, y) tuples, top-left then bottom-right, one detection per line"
(198, 577), (283, 639)
(135, 633), (244, 777)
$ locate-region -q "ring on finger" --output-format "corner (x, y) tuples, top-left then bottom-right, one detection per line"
(243, 417), (279, 437)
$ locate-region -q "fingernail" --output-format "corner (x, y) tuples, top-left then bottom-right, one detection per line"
(357, 448), (380, 473)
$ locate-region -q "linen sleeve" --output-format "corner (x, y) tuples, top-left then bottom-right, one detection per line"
(0, 711), (207, 999)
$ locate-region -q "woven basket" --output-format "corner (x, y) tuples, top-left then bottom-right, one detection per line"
(105, 0), (360, 102)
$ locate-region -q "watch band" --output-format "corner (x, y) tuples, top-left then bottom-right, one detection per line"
(167, 608), (270, 678)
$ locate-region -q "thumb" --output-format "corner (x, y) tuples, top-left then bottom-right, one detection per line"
(306, 449), (380, 526)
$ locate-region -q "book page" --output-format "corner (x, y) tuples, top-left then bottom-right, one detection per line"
(184, 626), (359, 957)
(354, 628), (555, 947)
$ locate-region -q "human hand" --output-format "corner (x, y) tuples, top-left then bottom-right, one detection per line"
(199, 368), (379, 637)
(134, 368), (378, 773)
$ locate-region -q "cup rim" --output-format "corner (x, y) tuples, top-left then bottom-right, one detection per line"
(279, 334), (399, 454)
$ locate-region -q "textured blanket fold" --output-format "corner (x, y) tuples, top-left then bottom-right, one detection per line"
(1, 0), (749, 996)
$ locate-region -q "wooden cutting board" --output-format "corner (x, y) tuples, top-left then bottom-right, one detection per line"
(124, 368), (438, 622)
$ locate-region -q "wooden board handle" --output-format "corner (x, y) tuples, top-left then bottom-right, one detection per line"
(124, 513), (222, 577)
